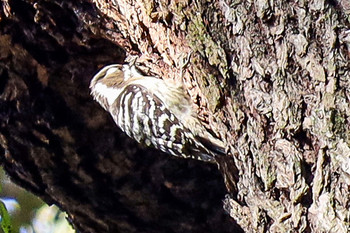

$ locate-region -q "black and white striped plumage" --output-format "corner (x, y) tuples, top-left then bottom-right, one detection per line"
(90, 64), (225, 162)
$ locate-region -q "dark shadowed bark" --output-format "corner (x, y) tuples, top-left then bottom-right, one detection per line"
(1, 0), (349, 232)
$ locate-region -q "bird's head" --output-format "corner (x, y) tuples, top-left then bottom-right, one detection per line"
(90, 63), (146, 110)
(90, 64), (128, 110)
(90, 64), (124, 89)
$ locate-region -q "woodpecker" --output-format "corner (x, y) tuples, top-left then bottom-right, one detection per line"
(90, 63), (225, 162)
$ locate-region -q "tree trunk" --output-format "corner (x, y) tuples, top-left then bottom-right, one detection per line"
(0, 0), (349, 232)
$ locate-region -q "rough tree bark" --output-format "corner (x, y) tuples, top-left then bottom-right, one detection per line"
(0, 0), (349, 233)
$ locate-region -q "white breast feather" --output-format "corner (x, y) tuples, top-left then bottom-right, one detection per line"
(92, 83), (123, 107)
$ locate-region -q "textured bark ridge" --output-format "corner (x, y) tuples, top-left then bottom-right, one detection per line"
(1, 0), (350, 233)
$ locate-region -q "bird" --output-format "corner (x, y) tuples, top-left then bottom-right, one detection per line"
(89, 63), (226, 163)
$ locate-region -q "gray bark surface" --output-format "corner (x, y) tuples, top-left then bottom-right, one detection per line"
(1, 0), (350, 232)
